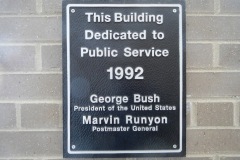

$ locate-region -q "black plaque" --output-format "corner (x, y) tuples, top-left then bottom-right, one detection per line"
(63, 0), (186, 158)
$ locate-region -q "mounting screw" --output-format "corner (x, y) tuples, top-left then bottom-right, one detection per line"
(72, 145), (76, 149)
(173, 9), (177, 13)
(173, 144), (177, 148)
(71, 9), (75, 13)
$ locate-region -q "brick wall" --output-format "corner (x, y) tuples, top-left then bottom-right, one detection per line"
(0, 0), (239, 160)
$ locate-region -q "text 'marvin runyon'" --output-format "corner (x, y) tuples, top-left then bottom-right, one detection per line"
(82, 115), (168, 125)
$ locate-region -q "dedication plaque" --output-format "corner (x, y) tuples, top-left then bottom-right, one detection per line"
(63, 0), (186, 158)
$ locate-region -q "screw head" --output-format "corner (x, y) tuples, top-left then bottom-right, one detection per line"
(173, 9), (177, 13)
(72, 145), (76, 149)
(173, 144), (177, 148)
(71, 9), (75, 13)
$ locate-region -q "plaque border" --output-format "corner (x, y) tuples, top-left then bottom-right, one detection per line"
(66, 4), (183, 155)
